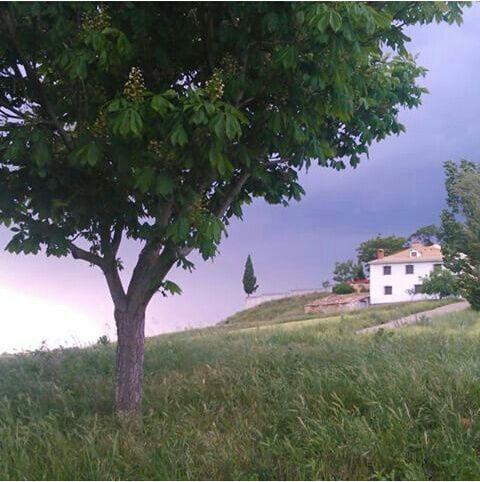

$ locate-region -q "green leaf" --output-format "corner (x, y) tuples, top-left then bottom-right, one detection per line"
(32, 141), (50, 167)
(290, 182), (305, 201)
(156, 172), (174, 196)
(116, 33), (133, 57)
(112, 108), (143, 137)
(70, 142), (102, 167)
(276, 45), (297, 69)
(126, 109), (143, 137)
(316, 13), (330, 33)
(329, 10), (342, 32)
(160, 280), (182, 296)
(134, 167), (155, 193)
(84, 142), (102, 167)
(106, 98), (129, 113)
(270, 112), (283, 133)
(208, 145), (231, 175)
(170, 123), (188, 146)
(211, 113), (225, 139)
(225, 113), (241, 140)
(163, 89), (177, 99)
(68, 54), (89, 79)
(295, 10), (305, 25)
(166, 216), (190, 242)
(204, 102), (215, 115)
(238, 145), (251, 167)
(151, 95), (174, 116)
(190, 108), (208, 126)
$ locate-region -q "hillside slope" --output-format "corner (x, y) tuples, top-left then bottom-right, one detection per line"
(0, 299), (476, 480)
(220, 291), (455, 330)
(220, 291), (328, 327)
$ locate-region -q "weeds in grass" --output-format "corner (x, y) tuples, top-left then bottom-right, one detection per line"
(0, 303), (477, 480)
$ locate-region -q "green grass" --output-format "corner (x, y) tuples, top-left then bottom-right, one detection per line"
(220, 291), (329, 327)
(220, 294), (456, 330)
(0, 300), (478, 480)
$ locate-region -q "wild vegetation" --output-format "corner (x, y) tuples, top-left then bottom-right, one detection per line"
(221, 291), (329, 326)
(0, 300), (476, 480)
(0, 2), (466, 413)
(221, 294), (454, 329)
(421, 268), (460, 299)
(441, 160), (480, 310)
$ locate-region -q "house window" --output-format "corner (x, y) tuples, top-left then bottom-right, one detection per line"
(414, 284), (423, 294)
(383, 266), (391, 275)
(410, 250), (418, 258)
(405, 264), (414, 274)
(384, 286), (392, 295)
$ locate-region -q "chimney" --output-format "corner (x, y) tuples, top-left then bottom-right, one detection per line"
(376, 248), (384, 259)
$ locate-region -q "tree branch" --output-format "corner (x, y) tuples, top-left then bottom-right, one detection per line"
(68, 241), (104, 267)
(103, 262), (127, 310)
(3, 9), (74, 151)
(259, 155), (293, 169)
(213, 170), (250, 219)
(111, 222), (124, 257)
(98, 225), (127, 308)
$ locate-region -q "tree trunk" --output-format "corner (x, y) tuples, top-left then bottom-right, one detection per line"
(114, 305), (146, 415)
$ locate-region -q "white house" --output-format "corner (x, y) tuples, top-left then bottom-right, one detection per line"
(369, 243), (443, 304)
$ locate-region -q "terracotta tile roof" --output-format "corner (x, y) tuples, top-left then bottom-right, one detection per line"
(369, 243), (443, 265)
(305, 293), (369, 308)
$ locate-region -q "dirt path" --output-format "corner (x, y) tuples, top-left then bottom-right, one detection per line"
(355, 301), (470, 335)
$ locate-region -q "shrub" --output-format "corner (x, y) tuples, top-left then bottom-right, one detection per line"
(332, 283), (355, 294)
(421, 269), (459, 298)
(97, 335), (110, 346)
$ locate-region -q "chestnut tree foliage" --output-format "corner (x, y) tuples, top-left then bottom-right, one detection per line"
(0, 2), (465, 412)
(441, 160), (480, 310)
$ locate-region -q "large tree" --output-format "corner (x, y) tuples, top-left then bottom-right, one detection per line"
(409, 224), (441, 246)
(332, 259), (364, 283)
(441, 160), (480, 309)
(0, 2), (465, 414)
(356, 235), (408, 269)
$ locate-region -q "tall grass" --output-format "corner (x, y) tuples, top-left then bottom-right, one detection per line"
(220, 291), (329, 326)
(221, 297), (456, 331)
(0, 306), (478, 480)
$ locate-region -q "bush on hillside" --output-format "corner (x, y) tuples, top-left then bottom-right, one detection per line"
(421, 268), (459, 299)
(332, 283), (355, 294)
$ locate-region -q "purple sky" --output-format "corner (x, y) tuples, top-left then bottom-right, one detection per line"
(1, 6), (480, 351)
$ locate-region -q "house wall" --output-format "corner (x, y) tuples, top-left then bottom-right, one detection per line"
(370, 261), (439, 304)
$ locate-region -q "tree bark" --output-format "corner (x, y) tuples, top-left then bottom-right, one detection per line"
(114, 304), (146, 415)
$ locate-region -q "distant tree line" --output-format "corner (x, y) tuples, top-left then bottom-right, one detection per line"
(329, 160), (480, 308)
(329, 225), (442, 291)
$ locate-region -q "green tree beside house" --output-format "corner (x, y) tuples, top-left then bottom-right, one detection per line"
(441, 160), (480, 310)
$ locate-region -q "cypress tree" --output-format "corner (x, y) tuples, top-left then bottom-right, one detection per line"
(243, 255), (259, 296)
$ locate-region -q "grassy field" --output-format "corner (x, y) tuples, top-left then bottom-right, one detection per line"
(220, 291), (329, 326)
(220, 292), (455, 329)
(1, 299), (479, 480)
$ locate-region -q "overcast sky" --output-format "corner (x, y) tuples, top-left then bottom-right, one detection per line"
(1, 5), (479, 352)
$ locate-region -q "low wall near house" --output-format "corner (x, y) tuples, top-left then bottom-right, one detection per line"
(245, 288), (328, 309)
